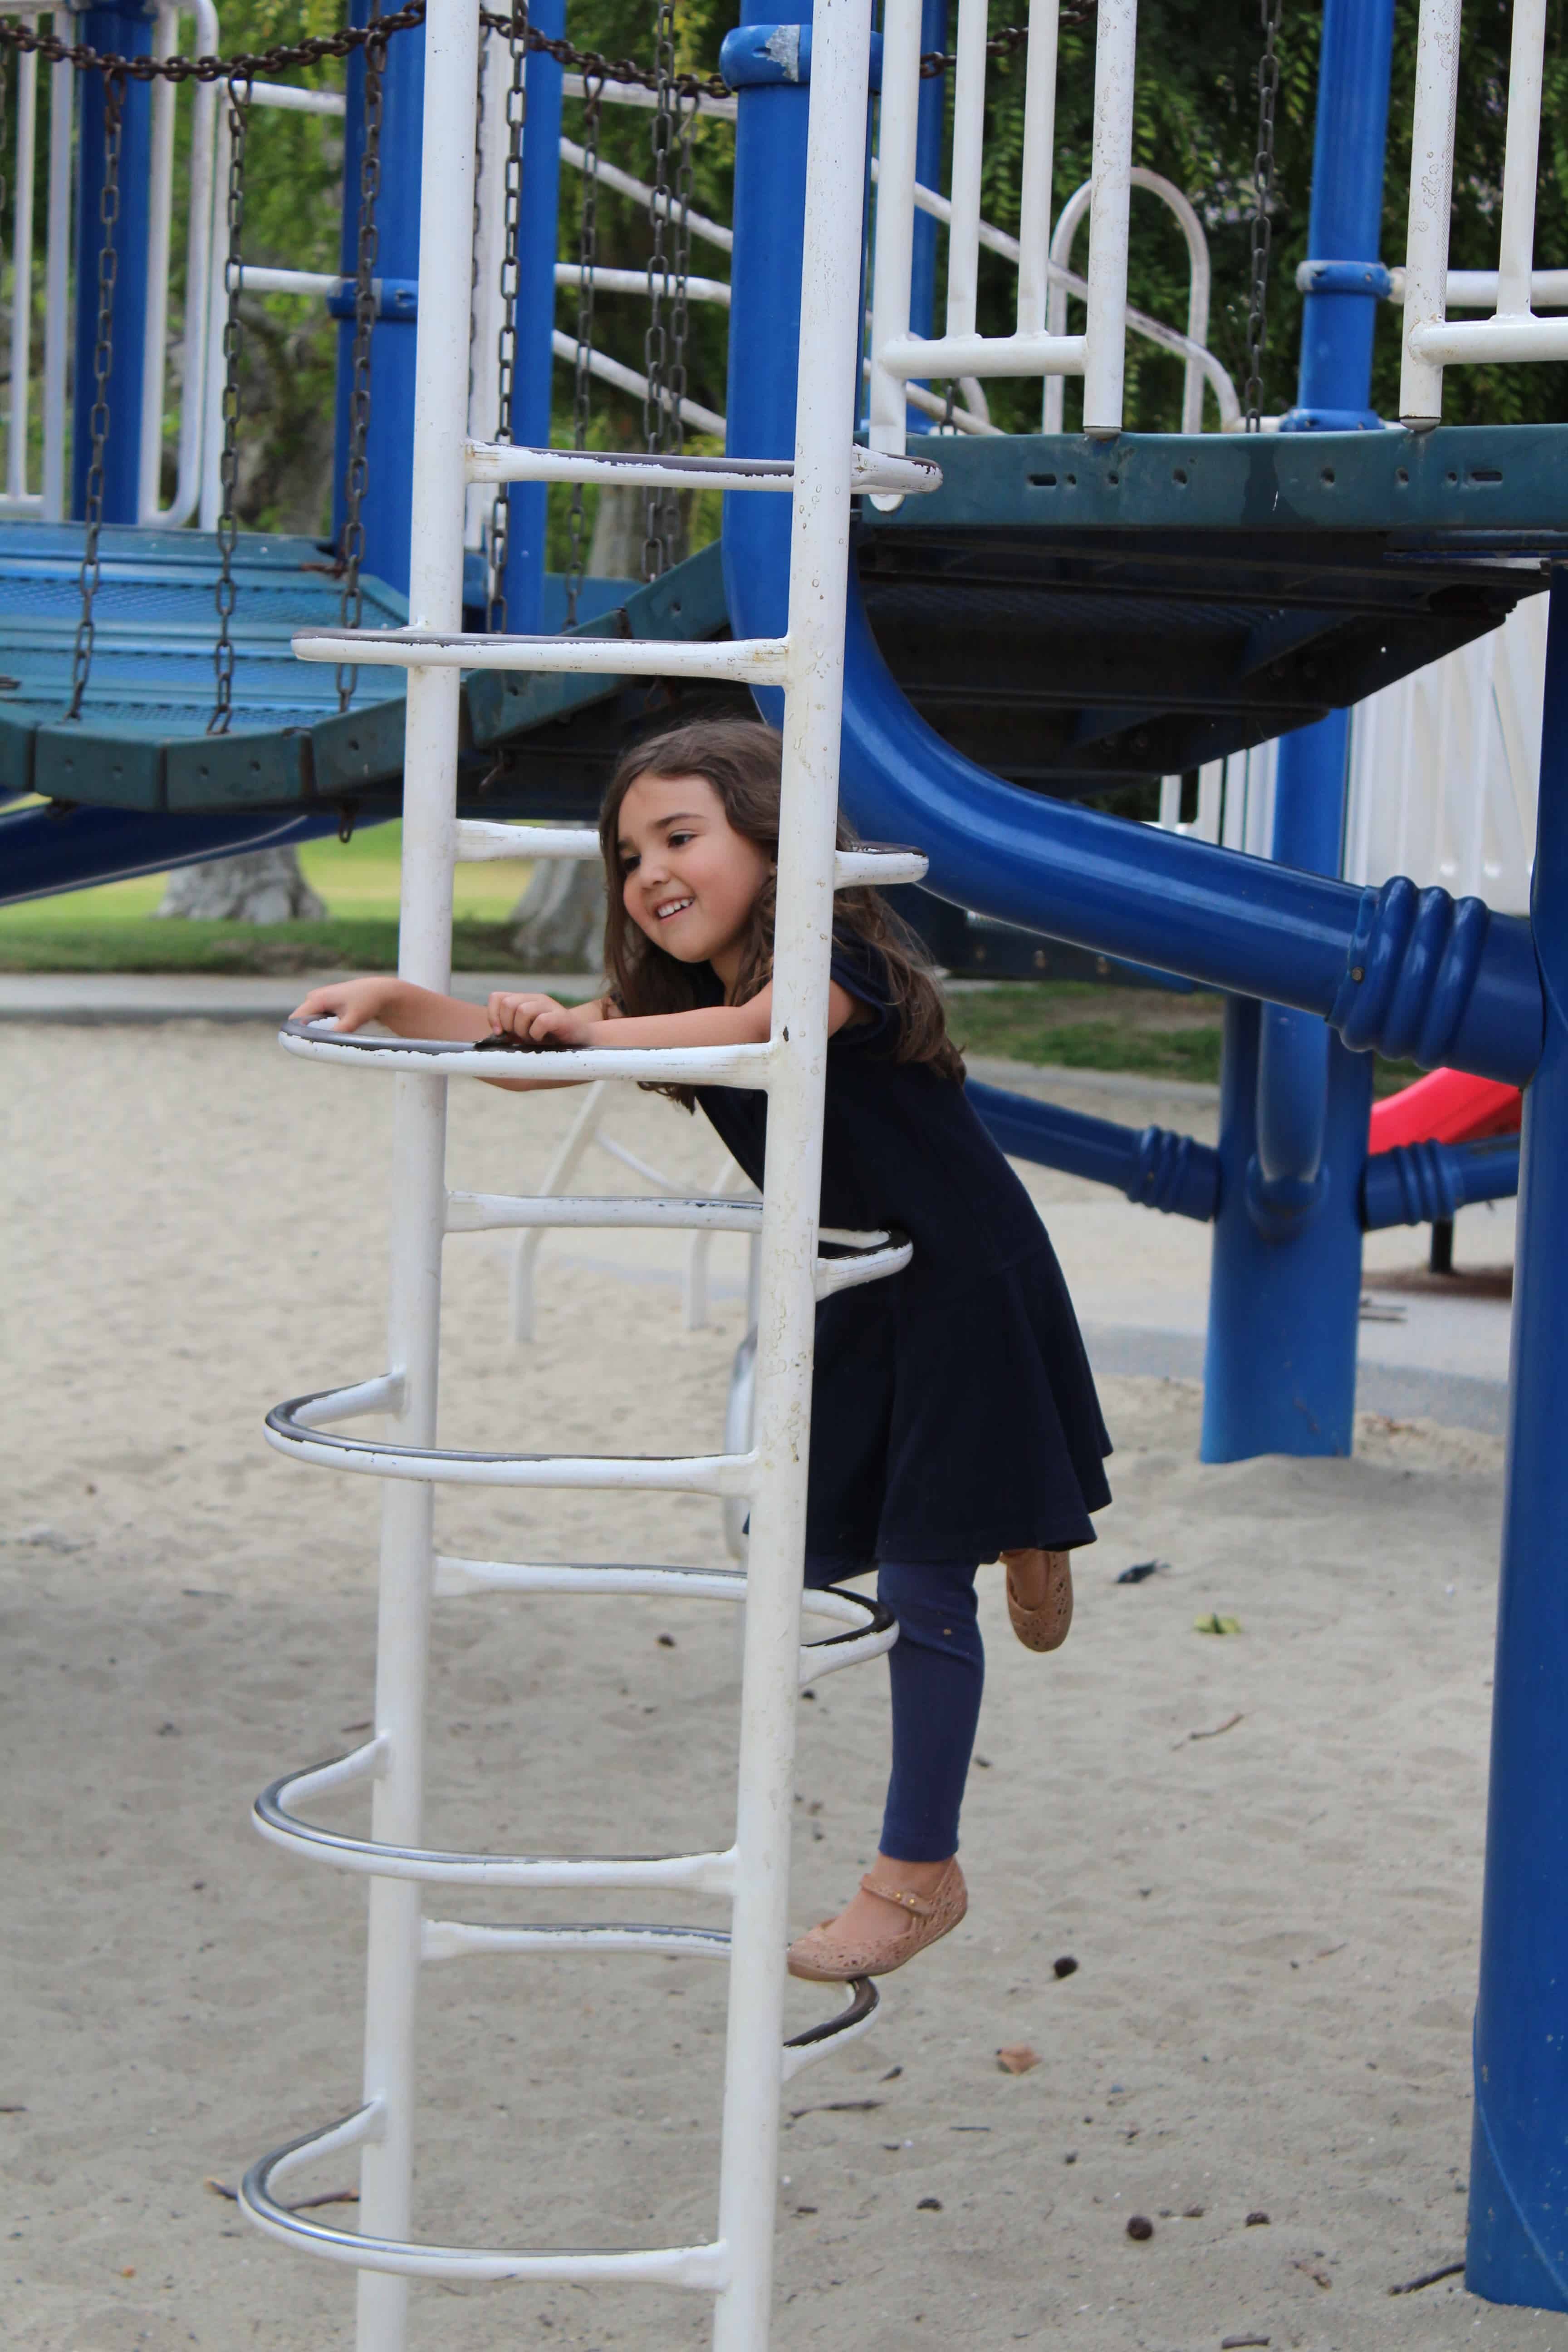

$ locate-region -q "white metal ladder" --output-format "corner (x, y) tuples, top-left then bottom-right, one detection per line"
(236, 1), (941, 2344)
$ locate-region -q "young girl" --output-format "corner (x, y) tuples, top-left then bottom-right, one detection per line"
(294, 717), (1111, 1981)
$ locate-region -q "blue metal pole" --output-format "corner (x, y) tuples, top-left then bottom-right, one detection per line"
(499, 0), (565, 636)
(1466, 569), (1568, 2314)
(904, 0), (946, 431)
(70, 4), (157, 523)
(331, 0), (425, 598)
(1200, 0), (1396, 1462)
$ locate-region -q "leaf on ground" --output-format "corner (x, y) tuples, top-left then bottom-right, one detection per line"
(996, 2043), (1040, 2075)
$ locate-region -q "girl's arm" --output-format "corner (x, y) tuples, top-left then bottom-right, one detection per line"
(490, 979), (866, 1052)
(289, 976), (611, 1093)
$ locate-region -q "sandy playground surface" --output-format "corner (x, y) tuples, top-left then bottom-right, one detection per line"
(2, 1019), (1559, 2352)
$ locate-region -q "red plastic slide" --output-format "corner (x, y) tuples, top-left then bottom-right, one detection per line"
(1369, 1067), (1523, 1153)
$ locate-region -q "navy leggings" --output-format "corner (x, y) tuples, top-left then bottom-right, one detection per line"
(806, 1553), (984, 1862)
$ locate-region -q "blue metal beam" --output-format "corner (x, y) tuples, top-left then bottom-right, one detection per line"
(71, 4), (157, 524)
(967, 1081), (1220, 1221)
(498, 0), (566, 635)
(0, 801), (356, 908)
(1361, 1132), (1520, 1230)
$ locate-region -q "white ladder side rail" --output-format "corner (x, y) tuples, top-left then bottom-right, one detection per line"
(1043, 167), (1231, 433)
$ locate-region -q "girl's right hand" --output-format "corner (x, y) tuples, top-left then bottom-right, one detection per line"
(291, 975), (402, 1033)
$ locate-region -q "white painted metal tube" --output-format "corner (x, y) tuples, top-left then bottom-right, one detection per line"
(230, 264), (339, 298)
(559, 136), (734, 252)
(945, 0), (990, 340)
(290, 625), (791, 685)
(265, 1419), (757, 1497)
(1497, 0), (1547, 317)
(242, 2115), (728, 2289)
(455, 818), (599, 858)
(198, 98), (231, 530)
(1408, 314), (1568, 365)
(1386, 266), (1568, 308)
(249, 79), (347, 115)
(813, 1237), (913, 1297)
(462, 441), (942, 497)
(164, 4), (220, 528)
(348, 8), (478, 2343)
(6, 43), (37, 504)
(713, 0), (873, 2339)
(138, 5), (179, 523)
(279, 1737), (389, 1807)
(554, 259), (731, 305)
(1045, 167), (1216, 431)
(879, 327), (1087, 381)
(421, 1919), (734, 1962)
(42, 25), (71, 520)
(779, 1980), (883, 2080)
(563, 71), (738, 122)
(435, 1554), (750, 1599)
(1400, 0), (1463, 423)
(280, 1024), (775, 1089)
(549, 326), (727, 436)
(447, 1192), (889, 1243)
(288, 1371), (407, 1426)
(1081, 0), (1138, 436)
(867, 0), (922, 472)
(1015, 0), (1061, 338)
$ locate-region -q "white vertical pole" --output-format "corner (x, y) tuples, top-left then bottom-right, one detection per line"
(1400, 0), (1462, 424)
(1081, 0), (1137, 436)
(1495, 0), (1546, 318)
(1014, 0), (1060, 337)
(710, 0), (869, 2341)
(944, 0), (988, 339)
(198, 101), (230, 531)
(139, 3), (179, 520)
(352, 4), (476, 2347)
(466, 19), (508, 554)
(162, 0), (220, 527)
(7, 44), (37, 504)
(42, 24), (71, 521)
(867, 0), (921, 471)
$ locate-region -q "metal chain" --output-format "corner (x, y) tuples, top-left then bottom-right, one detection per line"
(337, 8), (386, 710)
(66, 71), (125, 723)
(487, 0), (526, 633)
(641, 0), (676, 581)
(667, 92), (695, 447)
(564, 72), (602, 627)
(208, 73), (251, 734)
(1245, 0), (1284, 433)
(468, 18), (486, 495)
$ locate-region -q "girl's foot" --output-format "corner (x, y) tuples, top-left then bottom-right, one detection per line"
(786, 1854), (967, 1982)
(1001, 1546), (1073, 1652)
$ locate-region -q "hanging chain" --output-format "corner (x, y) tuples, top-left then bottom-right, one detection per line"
(666, 92), (695, 449)
(337, 6), (385, 711)
(564, 71), (602, 627)
(641, 0), (677, 582)
(1245, 0), (1284, 433)
(207, 74), (251, 734)
(66, 71), (125, 722)
(468, 19), (486, 502)
(487, 0), (526, 633)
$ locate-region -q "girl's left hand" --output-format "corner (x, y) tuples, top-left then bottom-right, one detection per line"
(487, 991), (598, 1049)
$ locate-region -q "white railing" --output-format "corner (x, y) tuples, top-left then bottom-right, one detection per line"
(1044, 168), (1236, 433)
(0, 5), (72, 519)
(869, 0), (1139, 472)
(1400, 0), (1567, 421)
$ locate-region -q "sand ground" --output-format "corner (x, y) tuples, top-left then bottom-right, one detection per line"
(2, 1021), (1558, 2352)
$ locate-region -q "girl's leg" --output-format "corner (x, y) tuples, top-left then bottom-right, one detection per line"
(876, 1557), (985, 1862)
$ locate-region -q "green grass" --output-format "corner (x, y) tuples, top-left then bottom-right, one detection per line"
(0, 916), (526, 975)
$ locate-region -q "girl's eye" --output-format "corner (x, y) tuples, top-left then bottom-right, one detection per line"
(620, 854), (638, 876)
(666, 832), (692, 848)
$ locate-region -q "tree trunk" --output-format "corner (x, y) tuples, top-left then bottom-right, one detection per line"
(156, 848), (327, 923)
(588, 482), (696, 582)
(508, 857), (606, 970)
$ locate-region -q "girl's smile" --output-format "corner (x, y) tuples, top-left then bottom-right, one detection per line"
(617, 769), (772, 987)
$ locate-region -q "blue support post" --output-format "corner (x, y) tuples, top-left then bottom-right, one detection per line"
(1466, 570), (1568, 2313)
(70, 4), (157, 523)
(498, 0), (565, 636)
(1200, 0), (1396, 1463)
(331, 0), (425, 598)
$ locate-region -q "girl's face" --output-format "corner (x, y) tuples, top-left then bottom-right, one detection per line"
(615, 770), (771, 980)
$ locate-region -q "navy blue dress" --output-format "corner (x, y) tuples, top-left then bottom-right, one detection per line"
(693, 938), (1112, 1565)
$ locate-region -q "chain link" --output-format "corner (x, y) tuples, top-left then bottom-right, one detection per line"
(1245, 0), (1284, 433)
(337, 8), (385, 707)
(486, 0), (526, 633)
(207, 74), (251, 734)
(66, 71), (126, 723)
(564, 72), (603, 627)
(640, 0), (678, 581)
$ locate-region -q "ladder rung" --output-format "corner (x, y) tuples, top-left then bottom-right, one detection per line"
(462, 440), (944, 499)
(265, 1385), (756, 1496)
(280, 1020), (774, 1091)
(290, 625), (791, 686)
(422, 1919), (731, 1963)
(254, 1753), (739, 1891)
(445, 1191), (889, 1244)
(814, 1236), (913, 1299)
(240, 2109), (729, 2287)
(455, 818), (928, 892)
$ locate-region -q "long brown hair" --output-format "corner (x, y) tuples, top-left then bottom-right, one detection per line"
(598, 716), (964, 1105)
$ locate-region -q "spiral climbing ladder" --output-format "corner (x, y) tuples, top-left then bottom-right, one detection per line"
(234, 0), (939, 2343)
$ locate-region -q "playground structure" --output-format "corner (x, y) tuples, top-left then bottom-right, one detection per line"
(7, 0), (1568, 2336)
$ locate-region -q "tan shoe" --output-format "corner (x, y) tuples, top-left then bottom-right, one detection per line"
(1004, 1548), (1073, 1652)
(786, 1859), (968, 1982)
